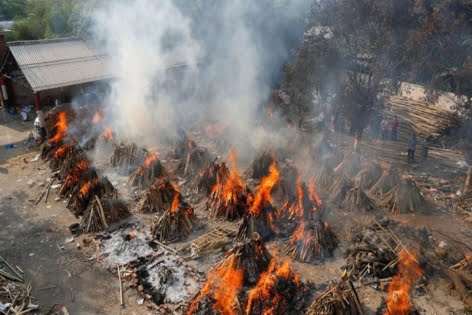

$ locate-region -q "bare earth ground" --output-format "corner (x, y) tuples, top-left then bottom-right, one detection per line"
(1, 109), (472, 314)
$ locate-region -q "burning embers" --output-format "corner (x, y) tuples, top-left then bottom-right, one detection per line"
(384, 249), (422, 315)
(187, 236), (306, 315)
(128, 149), (169, 189)
(150, 185), (197, 243)
(206, 150), (253, 221)
(237, 162), (282, 241)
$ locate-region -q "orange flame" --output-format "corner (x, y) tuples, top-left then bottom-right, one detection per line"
(384, 249), (422, 315)
(210, 149), (246, 205)
(170, 183), (180, 213)
(65, 160), (90, 185)
(204, 120), (230, 138)
(103, 127), (112, 141)
(54, 145), (68, 159)
(246, 256), (299, 314)
(144, 149), (158, 168)
(79, 182), (91, 198)
(308, 179), (322, 206)
(49, 112), (68, 144)
(249, 162), (280, 215)
(188, 255), (243, 315)
(92, 112), (103, 124)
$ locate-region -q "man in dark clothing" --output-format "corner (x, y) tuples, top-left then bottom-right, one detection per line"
(390, 116), (399, 141)
(407, 134), (417, 164)
(421, 137), (430, 161)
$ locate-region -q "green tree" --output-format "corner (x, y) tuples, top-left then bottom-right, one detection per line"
(0, 0), (27, 20)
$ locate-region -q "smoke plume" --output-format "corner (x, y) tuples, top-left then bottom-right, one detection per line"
(90, 0), (309, 150)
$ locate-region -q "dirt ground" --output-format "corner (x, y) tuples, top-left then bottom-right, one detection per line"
(2, 109), (472, 314)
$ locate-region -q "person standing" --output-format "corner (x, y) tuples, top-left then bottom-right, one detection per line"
(421, 137), (429, 161)
(380, 117), (388, 140)
(390, 115), (399, 141)
(407, 134), (417, 164)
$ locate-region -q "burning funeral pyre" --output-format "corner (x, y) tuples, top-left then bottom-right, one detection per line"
(382, 248), (422, 315)
(128, 149), (169, 190)
(65, 171), (116, 217)
(187, 235), (307, 315)
(133, 178), (180, 213)
(80, 197), (131, 233)
(244, 150), (276, 179)
(150, 186), (197, 243)
(237, 162), (282, 241)
(176, 146), (212, 179)
(109, 143), (146, 175)
(195, 160), (223, 196)
(305, 275), (363, 315)
(205, 150), (253, 221)
(170, 129), (197, 159)
(272, 159), (299, 203)
(283, 181), (338, 263)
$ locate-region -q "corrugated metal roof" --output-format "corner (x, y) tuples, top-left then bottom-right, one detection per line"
(8, 38), (113, 91)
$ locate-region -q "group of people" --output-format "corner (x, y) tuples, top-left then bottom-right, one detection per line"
(379, 116), (399, 141)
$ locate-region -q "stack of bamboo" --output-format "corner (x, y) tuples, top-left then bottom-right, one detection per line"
(383, 95), (460, 143)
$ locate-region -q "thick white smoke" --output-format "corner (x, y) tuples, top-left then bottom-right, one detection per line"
(92, 0), (200, 144)
(90, 0), (310, 151)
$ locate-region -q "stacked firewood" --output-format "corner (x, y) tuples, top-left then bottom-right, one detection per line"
(205, 161), (253, 221)
(283, 182), (338, 263)
(66, 173), (116, 217)
(80, 197), (130, 233)
(342, 218), (400, 283)
(334, 151), (361, 177)
(356, 162), (383, 190)
(329, 176), (354, 205)
(109, 143), (146, 175)
(272, 160), (299, 202)
(170, 128), (197, 159)
(344, 186), (377, 213)
(370, 167), (401, 197)
(305, 275), (363, 315)
(237, 200), (282, 241)
(176, 146), (211, 179)
(381, 178), (425, 213)
(151, 192), (197, 243)
(445, 254), (472, 308)
(133, 178), (179, 213)
(128, 152), (169, 190)
(194, 160), (221, 196)
(188, 235), (307, 315)
(244, 150), (276, 179)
